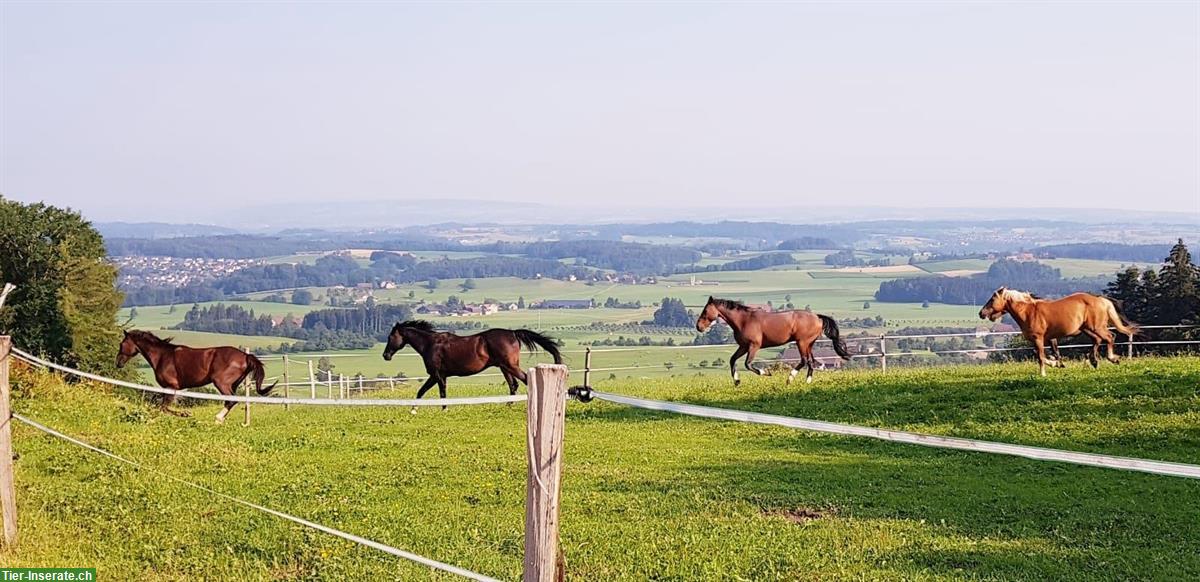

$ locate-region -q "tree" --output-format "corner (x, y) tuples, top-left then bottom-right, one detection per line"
(1150, 239), (1199, 325)
(460, 278), (476, 292)
(0, 198), (125, 376)
(652, 297), (692, 327)
(407, 290), (416, 299)
(129, 307), (139, 319)
(863, 301), (871, 310)
(517, 296), (526, 309)
(168, 304), (177, 314)
(921, 300), (930, 309)
(426, 277), (440, 292)
(292, 289), (314, 305)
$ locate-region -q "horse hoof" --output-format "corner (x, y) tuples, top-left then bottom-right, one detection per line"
(214, 417), (225, 425)
(410, 407), (418, 415)
(734, 380), (741, 387)
(806, 376), (813, 384)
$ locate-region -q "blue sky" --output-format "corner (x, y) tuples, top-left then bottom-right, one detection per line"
(1, 1), (1197, 222)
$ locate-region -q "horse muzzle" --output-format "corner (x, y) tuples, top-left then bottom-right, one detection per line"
(382, 351), (394, 361)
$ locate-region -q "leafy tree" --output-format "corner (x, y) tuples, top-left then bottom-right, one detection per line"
(652, 297), (692, 327)
(517, 296), (526, 309)
(426, 277), (440, 292)
(460, 278), (476, 292)
(407, 290), (416, 299)
(0, 198), (125, 376)
(921, 300), (930, 309)
(863, 301), (871, 310)
(292, 289), (314, 305)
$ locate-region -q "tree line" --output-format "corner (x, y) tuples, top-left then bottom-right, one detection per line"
(875, 259), (1106, 305)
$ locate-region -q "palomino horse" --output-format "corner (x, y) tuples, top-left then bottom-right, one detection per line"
(116, 330), (277, 423)
(696, 297), (852, 385)
(382, 320), (562, 410)
(978, 287), (1137, 376)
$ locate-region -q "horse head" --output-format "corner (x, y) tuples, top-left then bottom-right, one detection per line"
(382, 323), (406, 361)
(979, 287), (1010, 321)
(696, 296), (721, 332)
(116, 331), (141, 368)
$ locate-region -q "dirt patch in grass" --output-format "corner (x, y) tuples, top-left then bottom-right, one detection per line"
(768, 506), (839, 524)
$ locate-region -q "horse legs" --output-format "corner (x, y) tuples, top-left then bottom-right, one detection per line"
(213, 382), (237, 424)
(160, 390), (192, 418)
(436, 377), (449, 411)
(411, 376), (440, 415)
(729, 345), (748, 386)
(1049, 340), (1066, 368)
(1080, 330), (1102, 368)
(787, 342), (806, 385)
(1097, 329), (1120, 364)
(1033, 336), (1049, 377)
(744, 343), (767, 376)
(803, 341), (817, 384)
(501, 370), (520, 395)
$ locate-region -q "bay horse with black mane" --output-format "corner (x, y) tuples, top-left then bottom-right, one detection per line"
(696, 297), (852, 386)
(116, 330), (277, 423)
(979, 287), (1138, 377)
(383, 320), (562, 410)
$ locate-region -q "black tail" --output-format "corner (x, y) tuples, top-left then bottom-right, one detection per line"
(247, 354), (278, 395)
(818, 315), (852, 360)
(512, 329), (563, 364)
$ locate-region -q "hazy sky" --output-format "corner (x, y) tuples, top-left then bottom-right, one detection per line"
(2, 1), (1197, 223)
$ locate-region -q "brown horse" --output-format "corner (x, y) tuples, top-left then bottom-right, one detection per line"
(382, 320), (562, 410)
(696, 297), (852, 386)
(978, 287), (1137, 376)
(116, 330), (277, 423)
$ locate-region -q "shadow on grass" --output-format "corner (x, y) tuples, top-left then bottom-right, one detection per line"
(581, 444), (1200, 580)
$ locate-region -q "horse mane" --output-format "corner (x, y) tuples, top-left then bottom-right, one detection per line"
(127, 330), (178, 348)
(710, 298), (751, 312)
(394, 320), (437, 333)
(1002, 289), (1038, 303)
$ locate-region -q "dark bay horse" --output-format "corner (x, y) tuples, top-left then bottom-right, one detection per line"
(383, 320), (562, 410)
(979, 287), (1137, 376)
(697, 297), (852, 385)
(116, 330), (277, 423)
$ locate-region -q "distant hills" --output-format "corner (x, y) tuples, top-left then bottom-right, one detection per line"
(96, 222), (239, 239)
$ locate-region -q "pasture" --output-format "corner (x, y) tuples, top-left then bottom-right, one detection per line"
(4, 358), (1198, 579)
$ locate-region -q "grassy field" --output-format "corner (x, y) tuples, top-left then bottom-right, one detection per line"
(3, 358), (1198, 579)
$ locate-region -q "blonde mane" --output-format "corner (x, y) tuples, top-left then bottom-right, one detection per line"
(1002, 289), (1037, 303)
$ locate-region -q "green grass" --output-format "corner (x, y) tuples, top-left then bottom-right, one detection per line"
(4, 358), (1199, 580)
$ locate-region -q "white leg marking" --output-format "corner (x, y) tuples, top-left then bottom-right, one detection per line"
(215, 409), (228, 424)
(733, 371), (740, 383)
(410, 406), (418, 415)
(789, 369), (799, 380)
(806, 375), (813, 384)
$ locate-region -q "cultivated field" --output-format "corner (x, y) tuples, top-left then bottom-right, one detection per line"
(5, 358), (1199, 580)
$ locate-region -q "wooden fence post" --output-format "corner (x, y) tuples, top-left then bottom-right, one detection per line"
(879, 335), (888, 373)
(282, 355), (290, 411)
(583, 347), (592, 388)
(524, 364), (568, 582)
(243, 349), (251, 426)
(0, 336), (17, 548)
(308, 360), (317, 399)
(358, 376), (364, 396)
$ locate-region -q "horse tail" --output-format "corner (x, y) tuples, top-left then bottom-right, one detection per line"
(512, 329), (563, 364)
(1102, 296), (1139, 337)
(246, 354), (278, 396)
(818, 315), (852, 360)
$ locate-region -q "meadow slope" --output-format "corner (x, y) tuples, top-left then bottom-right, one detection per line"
(2, 358), (1198, 580)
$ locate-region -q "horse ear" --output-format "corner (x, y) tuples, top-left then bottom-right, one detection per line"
(708, 295), (714, 302)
